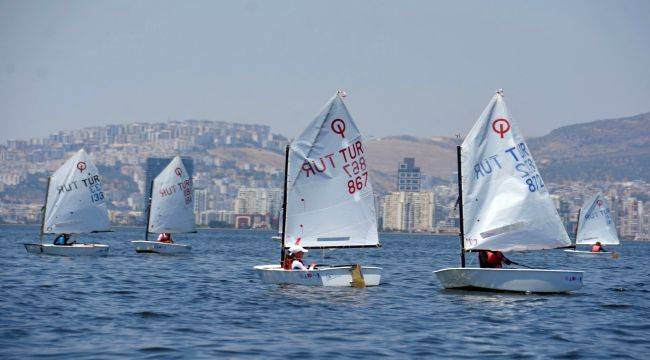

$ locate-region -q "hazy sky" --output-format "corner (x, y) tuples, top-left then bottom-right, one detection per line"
(1, 0), (649, 142)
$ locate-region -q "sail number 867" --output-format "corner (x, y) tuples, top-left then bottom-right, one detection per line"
(347, 172), (369, 194)
(343, 156), (369, 194)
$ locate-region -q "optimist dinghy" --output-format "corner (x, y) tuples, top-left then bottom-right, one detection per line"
(131, 156), (193, 255)
(565, 193), (620, 258)
(254, 91), (382, 287)
(434, 90), (584, 293)
(24, 149), (111, 256)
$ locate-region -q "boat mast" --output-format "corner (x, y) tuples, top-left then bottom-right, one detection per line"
(280, 144), (290, 265)
(573, 208), (581, 248)
(39, 176), (52, 245)
(144, 180), (154, 241)
(456, 145), (466, 267)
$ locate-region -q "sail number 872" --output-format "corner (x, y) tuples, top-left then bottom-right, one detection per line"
(525, 174), (544, 192)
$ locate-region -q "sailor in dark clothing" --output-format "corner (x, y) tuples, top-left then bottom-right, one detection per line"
(53, 233), (74, 246)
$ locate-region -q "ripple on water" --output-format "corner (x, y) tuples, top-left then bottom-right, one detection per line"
(104, 289), (136, 295)
(2, 228), (650, 359)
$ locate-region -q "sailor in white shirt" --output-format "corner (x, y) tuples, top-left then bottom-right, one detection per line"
(288, 244), (316, 271)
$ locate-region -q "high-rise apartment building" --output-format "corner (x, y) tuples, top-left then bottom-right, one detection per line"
(617, 197), (644, 239)
(397, 157), (421, 192)
(381, 191), (435, 232)
(193, 188), (209, 224)
(234, 188), (282, 216)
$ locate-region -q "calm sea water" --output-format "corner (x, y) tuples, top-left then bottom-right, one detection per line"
(1, 225), (649, 359)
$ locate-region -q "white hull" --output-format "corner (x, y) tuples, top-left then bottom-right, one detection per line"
(131, 240), (191, 254)
(24, 243), (109, 256)
(564, 249), (610, 255)
(254, 264), (381, 287)
(434, 267), (583, 293)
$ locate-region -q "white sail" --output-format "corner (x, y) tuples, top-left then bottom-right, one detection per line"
(576, 193), (619, 245)
(285, 92), (379, 248)
(43, 149), (110, 234)
(461, 92), (570, 252)
(148, 156), (195, 234)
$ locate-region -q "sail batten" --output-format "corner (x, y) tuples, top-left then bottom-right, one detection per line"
(284, 93), (379, 248)
(576, 193), (619, 245)
(147, 156), (195, 234)
(43, 149), (110, 234)
(461, 92), (570, 252)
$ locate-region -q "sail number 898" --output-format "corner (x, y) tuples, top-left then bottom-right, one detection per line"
(347, 172), (368, 194)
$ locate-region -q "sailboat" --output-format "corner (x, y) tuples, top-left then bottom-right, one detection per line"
(254, 91), (382, 287)
(24, 149), (111, 256)
(131, 156), (193, 254)
(434, 90), (584, 293)
(565, 192), (620, 257)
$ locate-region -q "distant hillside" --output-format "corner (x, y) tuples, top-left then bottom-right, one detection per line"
(528, 112), (650, 182)
(367, 112), (650, 189)
(204, 112), (650, 192)
(365, 136), (456, 192)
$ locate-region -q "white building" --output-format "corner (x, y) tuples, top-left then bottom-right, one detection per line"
(381, 191), (436, 232)
(234, 188), (282, 216)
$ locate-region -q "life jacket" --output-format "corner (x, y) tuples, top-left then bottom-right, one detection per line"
(485, 251), (504, 268)
(591, 244), (602, 252)
(282, 255), (293, 270)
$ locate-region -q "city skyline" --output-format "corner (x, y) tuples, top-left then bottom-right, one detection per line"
(0, 117), (647, 240)
(2, 1), (650, 142)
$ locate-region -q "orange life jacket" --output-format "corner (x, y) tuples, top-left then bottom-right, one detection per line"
(282, 255), (293, 270)
(591, 244), (602, 252)
(486, 251), (504, 268)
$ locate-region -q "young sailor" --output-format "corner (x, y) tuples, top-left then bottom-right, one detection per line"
(591, 241), (607, 252)
(157, 233), (173, 244)
(287, 244), (316, 271)
(478, 250), (513, 268)
(53, 233), (74, 246)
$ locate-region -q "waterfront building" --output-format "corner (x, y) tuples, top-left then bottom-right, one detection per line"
(381, 191), (435, 232)
(233, 188), (282, 217)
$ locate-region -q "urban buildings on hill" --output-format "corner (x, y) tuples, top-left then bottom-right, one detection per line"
(0, 121), (648, 239)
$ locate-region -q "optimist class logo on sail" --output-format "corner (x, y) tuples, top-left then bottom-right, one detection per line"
(491, 118), (510, 138)
(331, 119), (346, 138)
(77, 162), (87, 173)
